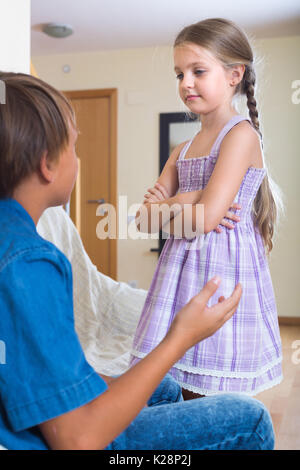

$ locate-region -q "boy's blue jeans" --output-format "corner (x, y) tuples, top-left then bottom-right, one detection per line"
(104, 374), (275, 450)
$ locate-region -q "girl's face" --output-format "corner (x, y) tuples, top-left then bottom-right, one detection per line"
(174, 42), (235, 115)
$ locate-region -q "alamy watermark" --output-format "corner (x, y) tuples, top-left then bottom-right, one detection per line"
(0, 340), (6, 365)
(95, 196), (205, 250)
(0, 79), (5, 104)
(291, 80), (300, 104)
(291, 340), (300, 365)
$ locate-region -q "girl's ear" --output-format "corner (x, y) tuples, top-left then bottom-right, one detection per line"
(39, 151), (57, 183)
(229, 64), (245, 87)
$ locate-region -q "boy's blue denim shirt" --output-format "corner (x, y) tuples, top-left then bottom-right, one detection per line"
(0, 199), (107, 450)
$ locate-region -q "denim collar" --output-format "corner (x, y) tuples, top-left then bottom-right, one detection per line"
(0, 198), (36, 232)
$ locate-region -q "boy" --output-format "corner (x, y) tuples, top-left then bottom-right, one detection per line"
(0, 72), (274, 450)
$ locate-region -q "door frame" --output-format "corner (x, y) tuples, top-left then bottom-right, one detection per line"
(64, 88), (118, 280)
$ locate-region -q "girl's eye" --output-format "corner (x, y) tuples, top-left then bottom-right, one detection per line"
(195, 70), (205, 75)
(176, 73), (183, 80)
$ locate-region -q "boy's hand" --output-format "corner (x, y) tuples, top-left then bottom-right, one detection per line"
(166, 277), (242, 352)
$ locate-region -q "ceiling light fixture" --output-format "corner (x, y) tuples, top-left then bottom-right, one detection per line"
(42, 23), (73, 38)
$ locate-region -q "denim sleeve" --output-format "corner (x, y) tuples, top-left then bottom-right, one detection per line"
(0, 248), (107, 432)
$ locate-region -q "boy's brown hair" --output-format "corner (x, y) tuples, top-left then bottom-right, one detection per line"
(0, 72), (76, 198)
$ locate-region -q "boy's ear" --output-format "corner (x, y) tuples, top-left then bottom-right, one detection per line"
(39, 151), (57, 183)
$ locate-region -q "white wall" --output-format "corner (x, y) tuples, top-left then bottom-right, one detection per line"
(32, 34), (300, 318)
(0, 0), (30, 73)
(32, 45), (179, 289)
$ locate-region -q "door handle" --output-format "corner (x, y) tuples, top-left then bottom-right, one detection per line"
(87, 199), (105, 204)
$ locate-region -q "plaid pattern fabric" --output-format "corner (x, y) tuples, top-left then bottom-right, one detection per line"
(130, 115), (282, 395)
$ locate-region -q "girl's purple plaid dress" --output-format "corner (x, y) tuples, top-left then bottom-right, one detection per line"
(130, 115), (283, 395)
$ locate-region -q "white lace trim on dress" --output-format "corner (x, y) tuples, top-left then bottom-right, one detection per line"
(177, 375), (283, 396)
(130, 349), (282, 379)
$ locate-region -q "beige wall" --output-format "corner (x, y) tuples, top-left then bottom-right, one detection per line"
(32, 34), (300, 317)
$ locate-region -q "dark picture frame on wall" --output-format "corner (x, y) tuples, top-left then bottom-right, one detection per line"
(150, 111), (199, 257)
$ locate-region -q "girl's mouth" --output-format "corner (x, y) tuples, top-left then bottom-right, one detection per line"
(186, 95), (200, 101)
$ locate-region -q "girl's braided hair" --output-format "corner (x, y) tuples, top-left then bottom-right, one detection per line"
(242, 65), (262, 140)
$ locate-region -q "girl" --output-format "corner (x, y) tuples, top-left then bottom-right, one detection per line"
(129, 18), (283, 399)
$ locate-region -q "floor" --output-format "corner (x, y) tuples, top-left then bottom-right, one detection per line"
(255, 324), (300, 450)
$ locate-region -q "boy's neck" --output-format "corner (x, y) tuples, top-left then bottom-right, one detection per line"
(12, 177), (49, 226)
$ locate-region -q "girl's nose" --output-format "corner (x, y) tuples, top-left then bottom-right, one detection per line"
(181, 74), (194, 90)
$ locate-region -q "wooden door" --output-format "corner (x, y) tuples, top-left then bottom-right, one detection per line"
(65, 89), (117, 279)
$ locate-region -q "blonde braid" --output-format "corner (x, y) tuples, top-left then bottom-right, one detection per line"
(242, 65), (263, 143)
(241, 65), (279, 253)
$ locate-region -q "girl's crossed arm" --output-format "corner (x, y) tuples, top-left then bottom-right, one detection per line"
(185, 121), (261, 234)
(136, 126), (254, 235)
(136, 140), (205, 232)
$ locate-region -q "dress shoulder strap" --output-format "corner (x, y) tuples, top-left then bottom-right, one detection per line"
(177, 138), (194, 161)
(210, 115), (252, 156)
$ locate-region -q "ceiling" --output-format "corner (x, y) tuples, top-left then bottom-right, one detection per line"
(31, 0), (300, 56)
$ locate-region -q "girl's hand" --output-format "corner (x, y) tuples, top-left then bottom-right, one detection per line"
(166, 277), (242, 352)
(143, 183), (170, 204)
(215, 202), (241, 233)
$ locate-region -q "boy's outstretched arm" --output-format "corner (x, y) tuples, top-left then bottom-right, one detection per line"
(39, 277), (242, 450)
